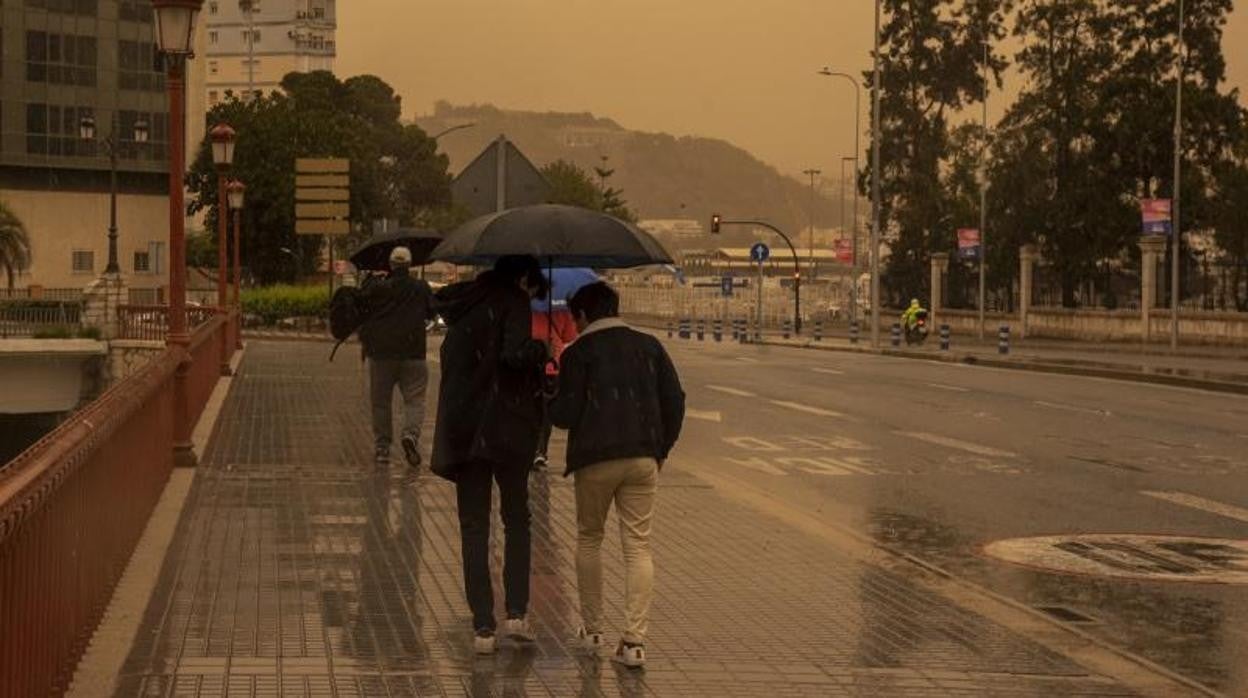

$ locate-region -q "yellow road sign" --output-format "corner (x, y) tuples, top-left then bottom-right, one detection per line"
(296, 174), (349, 188)
(295, 158), (350, 174)
(296, 187), (350, 201)
(296, 219), (350, 236)
(296, 202), (350, 218)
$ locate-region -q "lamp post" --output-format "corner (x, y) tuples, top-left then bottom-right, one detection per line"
(153, 0), (204, 467)
(841, 155), (859, 323)
(228, 180), (245, 349)
(210, 123), (236, 375)
(870, 0), (883, 348)
(802, 168), (821, 280)
(819, 67), (866, 339)
(712, 215), (803, 334)
(1171, 0), (1185, 350)
(431, 122), (476, 142)
(80, 115), (150, 275)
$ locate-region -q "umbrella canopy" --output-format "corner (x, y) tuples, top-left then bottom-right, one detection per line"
(430, 204), (673, 269)
(531, 267), (599, 312)
(349, 228), (443, 271)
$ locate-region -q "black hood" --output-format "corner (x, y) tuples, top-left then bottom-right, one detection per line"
(434, 271), (510, 325)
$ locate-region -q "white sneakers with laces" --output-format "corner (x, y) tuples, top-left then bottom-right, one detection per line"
(502, 616), (535, 643)
(576, 626), (604, 654)
(611, 640), (645, 668)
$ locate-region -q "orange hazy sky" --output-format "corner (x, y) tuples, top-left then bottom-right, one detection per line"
(337, 1), (1248, 178)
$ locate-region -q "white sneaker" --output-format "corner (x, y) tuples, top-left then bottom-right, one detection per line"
(503, 616), (535, 642)
(473, 630), (496, 655)
(611, 640), (645, 668)
(576, 626), (604, 654)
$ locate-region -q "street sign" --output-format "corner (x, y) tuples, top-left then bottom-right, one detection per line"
(296, 202), (350, 219)
(957, 228), (981, 260)
(1141, 199), (1173, 236)
(750, 242), (770, 263)
(296, 219), (350, 235)
(296, 158), (350, 237)
(721, 276), (733, 297)
(295, 158), (350, 174)
(835, 239), (853, 264)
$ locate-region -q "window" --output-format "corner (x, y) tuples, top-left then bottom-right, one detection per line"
(242, 29), (260, 44)
(208, 61), (219, 75)
(118, 40), (163, 91)
(26, 31), (96, 86)
(118, 0), (153, 21)
(25, 103), (93, 156)
(209, 31), (219, 45)
(133, 251), (151, 273)
(149, 242), (165, 275)
(208, 90), (219, 105)
(208, 1), (218, 13)
(24, 0), (97, 17)
(72, 250), (94, 274)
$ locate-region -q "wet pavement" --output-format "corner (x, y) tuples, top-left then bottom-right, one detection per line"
(108, 340), (1155, 696)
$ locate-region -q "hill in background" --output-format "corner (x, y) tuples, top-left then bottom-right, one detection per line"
(415, 102), (849, 250)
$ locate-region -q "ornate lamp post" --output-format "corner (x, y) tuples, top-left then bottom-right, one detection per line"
(210, 123), (236, 374)
(153, 0), (204, 467)
(227, 180), (246, 349)
(80, 115), (150, 274)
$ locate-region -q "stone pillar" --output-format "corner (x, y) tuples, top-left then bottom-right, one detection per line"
(1138, 237), (1166, 343)
(930, 252), (949, 330)
(1019, 244), (1039, 339)
(81, 273), (129, 340)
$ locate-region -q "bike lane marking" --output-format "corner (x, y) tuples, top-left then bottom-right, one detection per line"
(899, 431), (1018, 459)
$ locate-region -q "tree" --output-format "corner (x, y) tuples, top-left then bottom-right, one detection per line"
(1212, 136), (1248, 310)
(188, 71), (453, 284)
(0, 202), (31, 289)
(540, 158), (638, 222)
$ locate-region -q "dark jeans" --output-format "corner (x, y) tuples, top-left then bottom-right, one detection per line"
(456, 459), (531, 631)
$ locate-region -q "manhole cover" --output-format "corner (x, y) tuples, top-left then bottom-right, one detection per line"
(984, 534), (1248, 584)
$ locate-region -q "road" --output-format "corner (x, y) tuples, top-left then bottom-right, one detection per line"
(655, 336), (1248, 694)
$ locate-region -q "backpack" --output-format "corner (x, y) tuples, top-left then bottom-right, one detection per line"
(328, 286), (366, 360)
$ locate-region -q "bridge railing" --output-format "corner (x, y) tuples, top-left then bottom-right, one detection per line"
(0, 301), (84, 339)
(0, 313), (233, 698)
(117, 304), (218, 341)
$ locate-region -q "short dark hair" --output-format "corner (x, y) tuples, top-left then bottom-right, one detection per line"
(568, 281), (619, 323)
(492, 255), (548, 299)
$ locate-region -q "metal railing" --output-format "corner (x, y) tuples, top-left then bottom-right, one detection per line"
(0, 315), (233, 698)
(0, 302), (84, 339)
(0, 288), (84, 302)
(117, 304), (218, 341)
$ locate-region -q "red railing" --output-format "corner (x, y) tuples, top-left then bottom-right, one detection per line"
(0, 317), (234, 698)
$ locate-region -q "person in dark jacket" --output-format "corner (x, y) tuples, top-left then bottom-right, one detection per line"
(549, 281), (685, 669)
(430, 255), (549, 655)
(358, 246), (433, 468)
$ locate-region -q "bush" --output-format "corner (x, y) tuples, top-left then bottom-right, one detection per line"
(241, 284), (329, 325)
(31, 325), (75, 339)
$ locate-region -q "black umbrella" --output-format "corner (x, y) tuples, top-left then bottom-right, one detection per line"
(349, 228), (443, 271)
(429, 204), (673, 269)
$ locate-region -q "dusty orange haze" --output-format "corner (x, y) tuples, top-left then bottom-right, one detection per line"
(337, 1), (1248, 178)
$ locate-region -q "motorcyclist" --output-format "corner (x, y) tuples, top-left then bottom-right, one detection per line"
(900, 298), (927, 330)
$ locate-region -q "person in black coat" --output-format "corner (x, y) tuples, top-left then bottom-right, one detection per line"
(549, 281), (685, 668)
(430, 255), (549, 654)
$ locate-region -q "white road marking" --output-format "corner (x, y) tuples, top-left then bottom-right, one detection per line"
(900, 432), (1018, 459)
(706, 384), (756, 398)
(1142, 491), (1248, 524)
(687, 409), (722, 423)
(1034, 400), (1112, 417)
(926, 383), (969, 393)
(769, 400), (844, 418)
(736, 356), (761, 364)
(812, 367), (846, 376)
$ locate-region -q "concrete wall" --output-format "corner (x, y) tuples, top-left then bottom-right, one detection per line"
(108, 339), (165, 383)
(0, 340), (107, 414)
(937, 308), (1248, 346)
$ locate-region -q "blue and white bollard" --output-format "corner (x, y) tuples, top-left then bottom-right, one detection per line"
(696, 319), (705, 341)
(679, 318), (691, 340)
(850, 320), (860, 344)
(713, 319), (723, 342)
(814, 320), (823, 342)
(939, 324), (951, 351)
(998, 325), (1010, 355)
(731, 319), (740, 342)
(891, 323), (902, 348)
(782, 319), (793, 340)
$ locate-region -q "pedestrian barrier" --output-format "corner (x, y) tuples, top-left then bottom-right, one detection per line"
(679, 318), (691, 339)
(939, 324), (951, 351)
(891, 323), (902, 347)
(850, 320), (860, 344)
(712, 319), (723, 342)
(999, 325), (1010, 354)
(813, 320), (823, 342)
(696, 319), (705, 341)
(731, 319), (741, 341)
(782, 319), (792, 340)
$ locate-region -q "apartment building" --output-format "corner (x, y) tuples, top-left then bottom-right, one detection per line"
(203, 0), (336, 106)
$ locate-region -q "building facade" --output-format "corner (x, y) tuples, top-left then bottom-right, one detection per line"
(0, 0), (210, 292)
(203, 0), (336, 106)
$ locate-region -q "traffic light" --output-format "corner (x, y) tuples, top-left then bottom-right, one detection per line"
(711, 214), (721, 234)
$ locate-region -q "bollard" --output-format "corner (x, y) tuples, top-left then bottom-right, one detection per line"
(679, 318), (691, 340)
(814, 320), (823, 342)
(713, 319), (723, 342)
(850, 320), (860, 344)
(667, 320), (674, 339)
(939, 324), (951, 351)
(696, 319), (705, 341)
(783, 319), (792, 340)
(998, 325), (1010, 355)
(731, 319), (740, 341)
(891, 323), (902, 348)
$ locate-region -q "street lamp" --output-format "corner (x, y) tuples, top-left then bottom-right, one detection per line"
(210, 122), (236, 376)
(711, 214), (803, 334)
(819, 67), (867, 340)
(802, 168), (821, 281)
(227, 179), (246, 349)
(432, 122), (476, 141)
(841, 155), (859, 322)
(1171, 0), (1185, 350)
(153, 0), (204, 467)
(870, 0), (883, 348)
(80, 115), (152, 275)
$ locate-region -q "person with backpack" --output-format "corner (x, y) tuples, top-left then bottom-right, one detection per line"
(430, 255), (550, 654)
(357, 246), (434, 468)
(549, 281), (685, 668)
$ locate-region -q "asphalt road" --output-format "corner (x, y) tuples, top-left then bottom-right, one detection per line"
(654, 336), (1248, 694)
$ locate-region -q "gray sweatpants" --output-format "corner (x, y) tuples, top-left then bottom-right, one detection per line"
(368, 359), (428, 450)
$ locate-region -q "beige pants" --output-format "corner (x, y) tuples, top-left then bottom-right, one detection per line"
(574, 457), (658, 645)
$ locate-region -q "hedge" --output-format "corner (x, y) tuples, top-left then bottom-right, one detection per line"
(241, 284), (330, 324)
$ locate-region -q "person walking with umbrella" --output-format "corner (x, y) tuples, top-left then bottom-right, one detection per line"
(430, 255), (550, 654)
(531, 267), (598, 471)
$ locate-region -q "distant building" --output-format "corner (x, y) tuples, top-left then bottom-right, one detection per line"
(679, 248), (847, 280)
(203, 0), (336, 106)
(0, 0), (206, 292)
(639, 219), (705, 243)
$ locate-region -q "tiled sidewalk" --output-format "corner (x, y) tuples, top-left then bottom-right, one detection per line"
(114, 341), (1136, 697)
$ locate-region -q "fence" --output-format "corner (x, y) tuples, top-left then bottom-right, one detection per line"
(117, 304), (219, 341)
(0, 288), (84, 302)
(617, 282), (847, 332)
(0, 317), (232, 698)
(0, 301), (84, 338)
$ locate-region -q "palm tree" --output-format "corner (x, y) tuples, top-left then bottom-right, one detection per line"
(0, 202), (32, 290)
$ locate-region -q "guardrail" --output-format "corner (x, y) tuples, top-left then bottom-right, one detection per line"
(0, 302), (83, 339)
(0, 315), (233, 698)
(117, 304), (219, 341)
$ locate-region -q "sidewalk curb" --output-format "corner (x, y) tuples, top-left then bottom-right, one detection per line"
(749, 337), (1248, 396)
